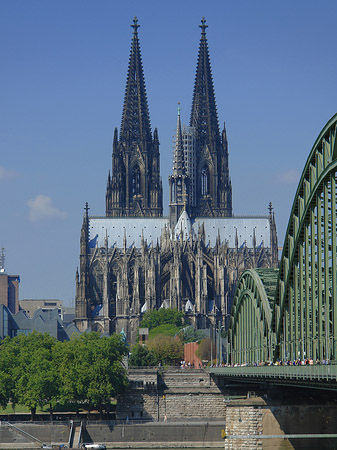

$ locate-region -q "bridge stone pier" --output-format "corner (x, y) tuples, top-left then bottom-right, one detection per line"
(212, 372), (337, 450)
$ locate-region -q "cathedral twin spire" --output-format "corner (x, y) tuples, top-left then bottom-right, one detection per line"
(120, 18), (152, 144)
(189, 17), (232, 218)
(190, 17), (220, 147)
(106, 17), (162, 218)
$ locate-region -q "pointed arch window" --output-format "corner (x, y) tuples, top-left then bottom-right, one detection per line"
(132, 166), (141, 196)
(171, 180), (176, 202)
(120, 164), (126, 205)
(177, 177), (182, 198)
(89, 263), (104, 311)
(201, 166), (209, 196)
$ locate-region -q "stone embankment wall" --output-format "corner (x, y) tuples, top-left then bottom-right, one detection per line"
(0, 421), (225, 449)
(84, 422), (224, 448)
(0, 422), (69, 447)
(117, 368), (226, 421)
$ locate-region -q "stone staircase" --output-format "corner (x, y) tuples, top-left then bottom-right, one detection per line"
(224, 406), (263, 449)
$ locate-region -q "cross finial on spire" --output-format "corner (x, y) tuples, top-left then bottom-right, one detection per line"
(131, 16), (140, 34)
(177, 101), (181, 116)
(200, 17), (208, 35)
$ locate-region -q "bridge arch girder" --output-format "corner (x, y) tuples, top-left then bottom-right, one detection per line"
(274, 113), (337, 362)
(228, 268), (277, 365)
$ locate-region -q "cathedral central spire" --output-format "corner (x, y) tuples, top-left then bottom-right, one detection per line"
(173, 103), (185, 176)
(169, 104), (190, 228)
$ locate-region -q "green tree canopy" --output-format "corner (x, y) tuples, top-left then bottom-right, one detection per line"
(0, 332), (59, 419)
(57, 332), (128, 416)
(149, 323), (181, 340)
(141, 308), (184, 330)
(129, 343), (158, 367)
(181, 326), (206, 343)
(0, 336), (20, 409)
(0, 331), (129, 419)
(147, 335), (183, 365)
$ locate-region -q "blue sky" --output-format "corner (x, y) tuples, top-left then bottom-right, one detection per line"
(1, 0), (337, 306)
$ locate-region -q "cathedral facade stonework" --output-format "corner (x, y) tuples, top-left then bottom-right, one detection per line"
(75, 18), (278, 342)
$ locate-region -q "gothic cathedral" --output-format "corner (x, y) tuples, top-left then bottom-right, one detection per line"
(75, 18), (278, 342)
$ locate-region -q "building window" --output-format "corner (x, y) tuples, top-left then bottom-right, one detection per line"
(89, 264), (104, 308)
(132, 166), (141, 196)
(16, 329), (30, 336)
(171, 181), (176, 202)
(201, 166), (209, 196)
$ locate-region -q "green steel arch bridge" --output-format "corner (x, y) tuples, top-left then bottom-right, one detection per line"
(211, 113), (337, 389)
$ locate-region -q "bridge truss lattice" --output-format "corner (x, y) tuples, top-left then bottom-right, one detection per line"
(229, 113), (337, 364)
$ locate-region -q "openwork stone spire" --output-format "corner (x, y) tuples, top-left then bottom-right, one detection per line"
(190, 17), (220, 147)
(187, 18), (232, 218)
(106, 18), (162, 218)
(120, 17), (152, 143)
(169, 104), (190, 228)
(173, 103), (186, 176)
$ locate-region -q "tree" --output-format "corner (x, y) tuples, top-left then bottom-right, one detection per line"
(149, 323), (180, 340)
(141, 308), (184, 330)
(0, 331), (129, 420)
(129, 344), (158, 367)
(0, 336), (18, 409)
(147, 335), (183, 365)
(182, 326), (206, 343)
(57, 332), (128, 417)
(0, 332), (59, 420)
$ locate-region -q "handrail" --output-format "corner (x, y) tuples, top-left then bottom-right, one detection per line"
(4, 421), (42, 443)
(68, 420), (74, 448)
(128, 366), (206, 371)
(74, 421), (82, 448)
(210, 364), (337, 381)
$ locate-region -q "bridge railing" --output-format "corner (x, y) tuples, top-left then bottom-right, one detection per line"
(210, 364), (337, 381)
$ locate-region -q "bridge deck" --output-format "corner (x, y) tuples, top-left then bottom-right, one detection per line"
(209, 364), (337, 390)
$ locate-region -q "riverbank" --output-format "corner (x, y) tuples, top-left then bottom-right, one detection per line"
(0, 445), (224, 450)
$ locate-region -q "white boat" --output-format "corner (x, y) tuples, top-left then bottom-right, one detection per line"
(81, 445), (106, 450)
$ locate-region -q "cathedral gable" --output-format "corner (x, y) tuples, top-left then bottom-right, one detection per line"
(132, 200), (144, 216)
(198, 199), (214, 217)
(199, 145), (214, 167)
(131, 145), (145, 167)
